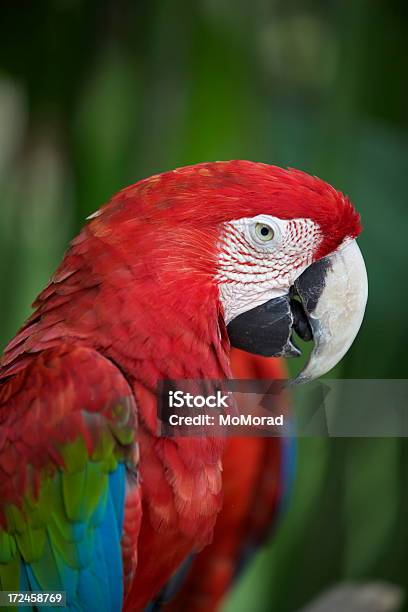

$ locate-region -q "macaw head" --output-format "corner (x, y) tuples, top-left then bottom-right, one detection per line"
(84, 160), (367, 383)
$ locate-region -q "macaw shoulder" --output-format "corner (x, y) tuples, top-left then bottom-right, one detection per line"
(0, 343), (136, 462)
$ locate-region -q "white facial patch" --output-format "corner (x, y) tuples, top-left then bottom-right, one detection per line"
(217, 215), (322, 324)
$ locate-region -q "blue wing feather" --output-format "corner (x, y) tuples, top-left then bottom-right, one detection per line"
(17, 463), (126, 612)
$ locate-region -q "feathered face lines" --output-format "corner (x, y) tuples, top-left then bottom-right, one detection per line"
(216, 215), (322, 323)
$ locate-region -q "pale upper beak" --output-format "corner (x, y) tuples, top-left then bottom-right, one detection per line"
(227, 239), (368, 384)
(292, 239), (368, 383)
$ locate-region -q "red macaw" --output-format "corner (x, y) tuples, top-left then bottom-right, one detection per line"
(0, 161), (367, 611)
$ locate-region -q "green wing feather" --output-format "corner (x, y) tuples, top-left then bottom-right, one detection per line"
(0, 345), (138, 611)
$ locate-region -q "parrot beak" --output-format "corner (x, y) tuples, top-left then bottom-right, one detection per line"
(227, 240), (368, 383)
(291, 239), (368, 384)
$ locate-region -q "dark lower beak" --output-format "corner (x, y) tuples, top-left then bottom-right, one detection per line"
(227, 294), (304, 358)
(227, 240), (368, 383)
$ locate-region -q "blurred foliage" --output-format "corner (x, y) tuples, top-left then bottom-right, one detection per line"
(0, 1), (407, 610)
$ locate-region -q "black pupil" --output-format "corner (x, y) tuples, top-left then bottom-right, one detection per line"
(260, 226), (270, 236)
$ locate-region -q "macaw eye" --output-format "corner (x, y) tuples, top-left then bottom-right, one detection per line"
(254, 223), (274, 242)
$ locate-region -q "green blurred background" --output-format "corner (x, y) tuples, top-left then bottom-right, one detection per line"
(0, 1), (407, 610)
